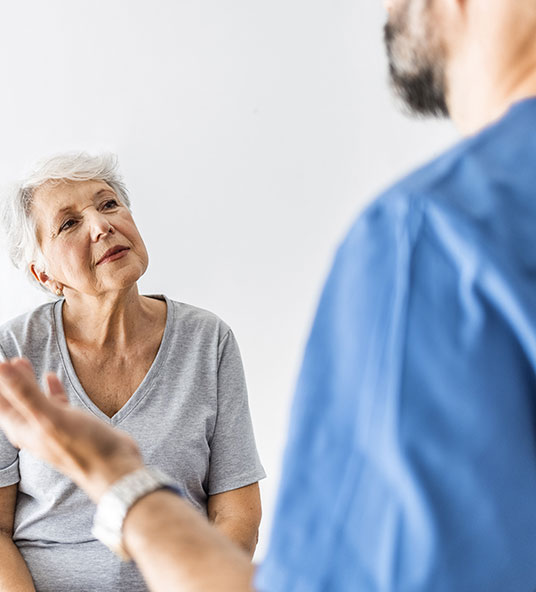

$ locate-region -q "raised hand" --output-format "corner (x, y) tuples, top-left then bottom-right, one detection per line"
(0, 358), (143, 502)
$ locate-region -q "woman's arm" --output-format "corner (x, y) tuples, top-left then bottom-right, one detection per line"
(0, 484), (36, 592)
(207, 483), (261, 558)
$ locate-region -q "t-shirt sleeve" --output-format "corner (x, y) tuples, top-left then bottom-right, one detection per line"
(255, 195), (422, 591)
(207, 330), (266, 495)
(0, 343), (20, 487)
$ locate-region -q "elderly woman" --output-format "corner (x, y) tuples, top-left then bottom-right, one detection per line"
(0, 153), (265, 592)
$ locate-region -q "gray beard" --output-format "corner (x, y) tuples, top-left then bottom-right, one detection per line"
(384, 21), (449, 118)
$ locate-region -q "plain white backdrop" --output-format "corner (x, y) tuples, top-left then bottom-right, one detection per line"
(0, 1), (457, 560)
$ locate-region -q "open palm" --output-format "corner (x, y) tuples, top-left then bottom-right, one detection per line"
(0, 358), (143, 502)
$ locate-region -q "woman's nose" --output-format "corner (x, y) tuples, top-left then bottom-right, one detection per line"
(88, 211), (114, 241)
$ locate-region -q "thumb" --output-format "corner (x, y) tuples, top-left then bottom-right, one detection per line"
(44, 373), (69, 406)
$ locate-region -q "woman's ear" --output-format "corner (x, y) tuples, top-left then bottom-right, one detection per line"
(30, 263), (49, 285)
(30, 265), (63, 296)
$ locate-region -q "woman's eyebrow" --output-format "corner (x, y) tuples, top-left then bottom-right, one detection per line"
(94, 188), (115, 198)
(52, 205), (77, 225)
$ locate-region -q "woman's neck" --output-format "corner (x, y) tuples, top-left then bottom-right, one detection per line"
(61, 286), (166, 350)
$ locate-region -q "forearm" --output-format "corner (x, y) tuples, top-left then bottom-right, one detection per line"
(0, 361), (255, 591)
(213, 516), (258, 558)
(0, 534), (35, 592)
(123, 490), (255, 592)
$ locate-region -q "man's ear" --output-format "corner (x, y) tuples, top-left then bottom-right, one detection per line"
(30, 264), (49, 286)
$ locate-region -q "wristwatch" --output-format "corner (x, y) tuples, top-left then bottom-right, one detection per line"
(92, 466), (182, 561)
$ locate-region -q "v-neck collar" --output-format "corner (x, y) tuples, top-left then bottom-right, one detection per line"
(53, 294), (174, 425)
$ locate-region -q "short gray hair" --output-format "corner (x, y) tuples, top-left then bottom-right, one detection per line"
(0, 152), (131, 297)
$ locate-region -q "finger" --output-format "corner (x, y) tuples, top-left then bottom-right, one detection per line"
(44, 374), (69, 406)
(0, 392), (26, 448)
(7, 358), (40, 393)
(10, 357), (36, 378)
(0, 360), (49, 418)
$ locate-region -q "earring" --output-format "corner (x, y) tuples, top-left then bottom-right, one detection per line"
(55, 288), (63, 297)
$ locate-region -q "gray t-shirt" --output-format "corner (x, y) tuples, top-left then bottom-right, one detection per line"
(0, 295), (265, 592)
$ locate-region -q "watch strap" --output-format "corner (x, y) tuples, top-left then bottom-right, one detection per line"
(92, 466), (182, 561)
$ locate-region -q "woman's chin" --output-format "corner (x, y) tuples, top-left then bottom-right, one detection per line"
(90, 267), (146, 294)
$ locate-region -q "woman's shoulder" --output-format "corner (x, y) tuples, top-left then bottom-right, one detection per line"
(162, 297), (232, 342)
(0, 301), (58, 360)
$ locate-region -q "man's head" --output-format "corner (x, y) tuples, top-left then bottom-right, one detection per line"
(383, 0), (536, 132)
(384, 0), (449, 118)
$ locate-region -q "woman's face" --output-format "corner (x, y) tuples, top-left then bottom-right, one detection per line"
(31, 179), (149, 297)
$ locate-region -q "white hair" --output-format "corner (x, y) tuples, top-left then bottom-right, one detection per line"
(0, 152), (131, 298)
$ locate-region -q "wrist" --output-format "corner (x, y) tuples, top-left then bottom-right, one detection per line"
(85, 456), (145, 503)
(91, 466), (183, 560)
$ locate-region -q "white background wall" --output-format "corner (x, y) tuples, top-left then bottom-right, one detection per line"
(0, 0), (456, 560)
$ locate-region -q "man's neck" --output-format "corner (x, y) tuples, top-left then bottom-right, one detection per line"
(447, 22), (536, 136)
(448, 67), (536, 137)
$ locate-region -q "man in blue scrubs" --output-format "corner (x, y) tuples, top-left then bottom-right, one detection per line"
(2, 0), (536, 590)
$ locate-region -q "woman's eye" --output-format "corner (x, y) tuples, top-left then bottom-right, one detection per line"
(102, 199), (118, 209)
(59, 219), (77, 232)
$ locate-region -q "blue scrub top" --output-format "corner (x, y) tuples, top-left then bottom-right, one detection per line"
(256, 97), (536, 591)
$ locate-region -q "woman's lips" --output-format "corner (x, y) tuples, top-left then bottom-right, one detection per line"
(97, 248), (130, 265)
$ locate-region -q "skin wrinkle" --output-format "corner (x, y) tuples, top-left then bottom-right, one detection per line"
(36, 187), (116, 244)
